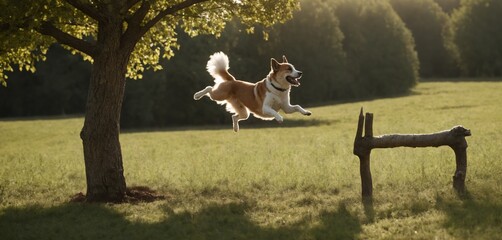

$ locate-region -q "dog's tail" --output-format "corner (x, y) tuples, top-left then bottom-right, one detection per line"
(206, 52), (235, 82)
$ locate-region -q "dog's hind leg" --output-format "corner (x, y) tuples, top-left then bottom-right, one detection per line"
(195, 83), (232, 101)
(228, 100), (249, 132)
(194, 86), (213, 100)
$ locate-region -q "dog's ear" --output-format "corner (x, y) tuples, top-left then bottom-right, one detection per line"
(271, 58), (280, 72)
(282, 55), (288, 63)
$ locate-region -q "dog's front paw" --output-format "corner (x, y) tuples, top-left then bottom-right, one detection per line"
(275, 115), (284, 123)
(303, 110), (312, 116)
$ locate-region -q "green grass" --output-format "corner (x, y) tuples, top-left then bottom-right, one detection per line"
(1, 80), (502, 239)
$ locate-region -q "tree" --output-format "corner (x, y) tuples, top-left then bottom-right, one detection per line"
(390, 0), (458, 77)
(448, 0), (502, 77)
(335, 0), (419, 97)
(0, 0), (299, 202)
(433, 0), (461, 14)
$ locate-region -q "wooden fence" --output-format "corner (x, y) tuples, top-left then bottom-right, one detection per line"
(353, 108), (471, 199)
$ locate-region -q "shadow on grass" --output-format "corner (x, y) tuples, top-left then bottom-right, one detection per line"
(0, 201), (361, 240)
(436, 192), (502, 238)
(243, 118), (334, 129)
(0, 114), (84, 122)
(122, 118), (334, 133)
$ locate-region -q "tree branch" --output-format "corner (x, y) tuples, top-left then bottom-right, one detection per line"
(125, 0), (142, 12)
(63, 0), (105, 22)
(121, 0), (151, 52)
(141, 0), (209, 33)
(126, 0), (151, 25)
(120, 0), (208, 53)
(38, 22), (96, 57)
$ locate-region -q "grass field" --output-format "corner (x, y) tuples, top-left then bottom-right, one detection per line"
(1, 81), (501, 239)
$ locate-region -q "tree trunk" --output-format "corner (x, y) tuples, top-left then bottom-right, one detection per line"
(79, 21), (130, 202)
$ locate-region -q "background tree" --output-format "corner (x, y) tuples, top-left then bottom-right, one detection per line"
(390, 0), (458, 77)
(264, 0), (348, 103)
(433, 0), (461, 14)
(0, 45), (90, 117)
(448, 0), (502, 77)
(0, 0), (299, 202)
(335, 0), (419, 97)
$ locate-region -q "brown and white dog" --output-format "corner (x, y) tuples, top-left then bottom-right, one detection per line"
(193, 52), (311, 132)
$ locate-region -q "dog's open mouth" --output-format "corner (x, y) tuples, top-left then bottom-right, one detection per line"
(286, 76), (301, 86)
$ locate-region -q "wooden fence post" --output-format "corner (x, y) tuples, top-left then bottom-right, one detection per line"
(353, 108), (373, 199)
(353, 108), (471, 199)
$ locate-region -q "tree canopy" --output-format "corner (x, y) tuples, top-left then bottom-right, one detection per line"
(449, 0), (502, 76)
(433, 0), (461, 13)
(0, 0), (298, 86)
(390, 0), (458, 77)
(336, 0), (419, 96)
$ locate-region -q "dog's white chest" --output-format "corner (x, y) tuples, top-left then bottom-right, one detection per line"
(264, 92), (283, 111)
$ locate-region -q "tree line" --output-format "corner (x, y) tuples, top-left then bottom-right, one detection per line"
(1, 0), (500, 128)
